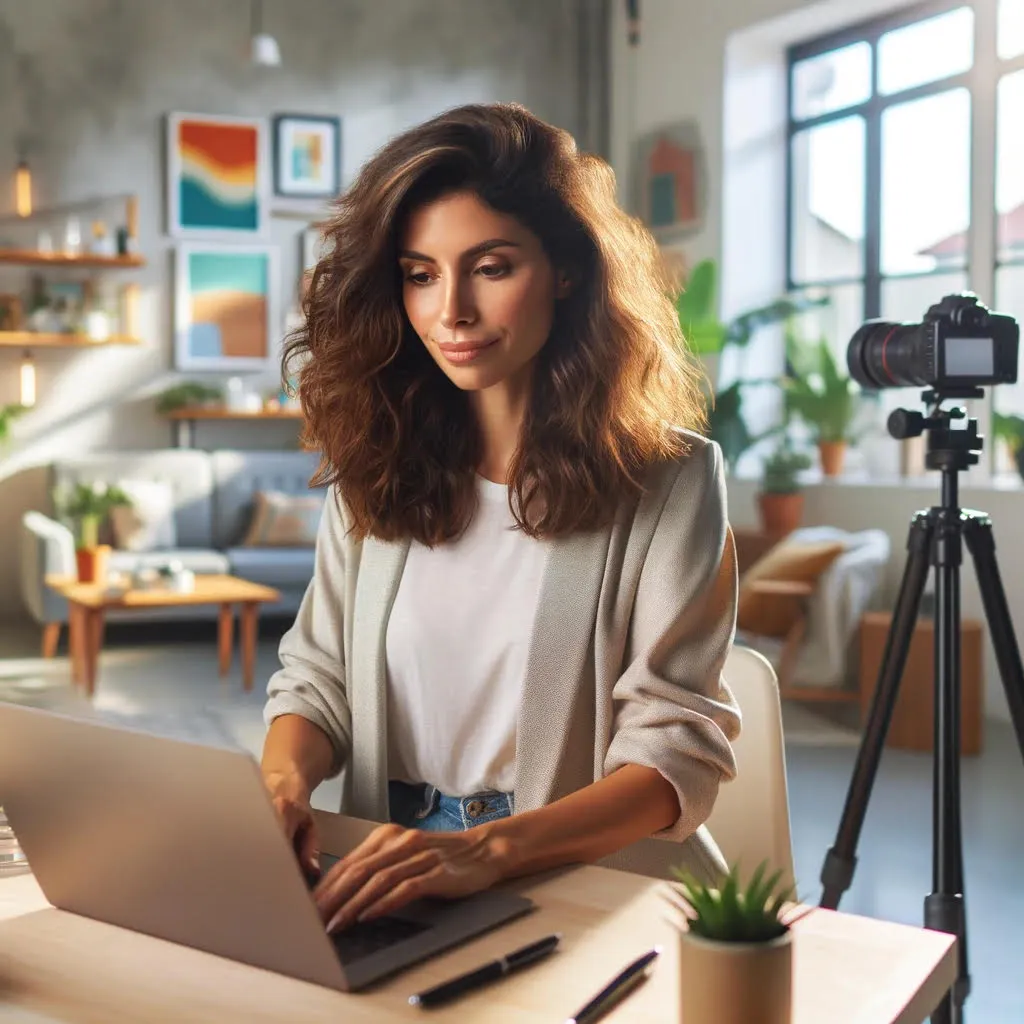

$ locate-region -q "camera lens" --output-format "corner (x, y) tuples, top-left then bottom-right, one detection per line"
(847, 320), (931, 389)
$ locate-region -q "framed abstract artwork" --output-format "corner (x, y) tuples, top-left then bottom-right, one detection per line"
(166, 113), (269, 237)
(633, 120), (707, 241)
(174, 244), (279, 371)
(272, 114), (341, 199)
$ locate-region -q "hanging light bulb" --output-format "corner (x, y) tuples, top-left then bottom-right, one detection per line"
(19, 351), (36, 407)
(250, 0), (281, 67)
(15, 159), (32, 217)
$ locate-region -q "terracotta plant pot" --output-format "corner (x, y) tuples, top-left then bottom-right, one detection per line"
(678, 928), (793, 1024)
(76, 545), (111, 584)
(757, 492), (804, 536)
(818, 440), (847, 477)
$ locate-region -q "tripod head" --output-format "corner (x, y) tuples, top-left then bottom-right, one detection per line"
(886, 386), (984, 474)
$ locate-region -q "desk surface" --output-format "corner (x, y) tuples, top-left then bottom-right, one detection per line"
(0, 812), (956, 1024)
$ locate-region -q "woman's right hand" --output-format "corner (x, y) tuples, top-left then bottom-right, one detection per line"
(265, 772), (321, 882)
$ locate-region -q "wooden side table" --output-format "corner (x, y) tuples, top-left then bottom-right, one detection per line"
(859, 612), (984, 755)
(46, 574), (281, 698)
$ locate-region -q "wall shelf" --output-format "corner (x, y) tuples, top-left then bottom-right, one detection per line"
(0, 250), (145, 269)
(0, 332), (142, 348)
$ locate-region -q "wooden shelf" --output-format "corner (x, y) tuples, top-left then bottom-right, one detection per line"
(0, 250), (145, 269)
(0, 332), (142, 348)
(164, 406), (303, 421)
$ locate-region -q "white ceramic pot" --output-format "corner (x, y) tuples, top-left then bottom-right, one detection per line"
(677, 928), (792, 1024)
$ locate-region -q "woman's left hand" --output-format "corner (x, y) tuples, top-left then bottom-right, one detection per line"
(312, 823), (512, 933)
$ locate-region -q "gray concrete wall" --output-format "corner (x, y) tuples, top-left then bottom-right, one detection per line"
(0, 0), (606, 616)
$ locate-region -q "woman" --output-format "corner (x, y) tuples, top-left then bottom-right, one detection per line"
(261, 102), (740, 935)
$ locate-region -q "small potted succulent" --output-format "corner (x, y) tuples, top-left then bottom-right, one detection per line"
(759, 443), (812, 536)
(54, 481), (133, 584)
(663, 861), (807, 1024)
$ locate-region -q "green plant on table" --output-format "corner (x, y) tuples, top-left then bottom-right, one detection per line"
(54, 481), (133, 549)
(155, 381), (224, 414)
(663, 861), (805, 944)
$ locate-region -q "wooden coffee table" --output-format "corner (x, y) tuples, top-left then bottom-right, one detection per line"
(45, 574), (282, 697)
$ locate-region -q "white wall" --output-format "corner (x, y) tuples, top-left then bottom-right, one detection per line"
(609, 0), (1024, 725)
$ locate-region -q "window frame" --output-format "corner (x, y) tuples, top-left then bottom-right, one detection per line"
(784, 0), (1024, 315)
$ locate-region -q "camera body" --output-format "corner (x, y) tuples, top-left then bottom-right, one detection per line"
(847, 293), (1019, 391)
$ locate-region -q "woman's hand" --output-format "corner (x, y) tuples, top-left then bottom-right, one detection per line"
(312, 823), (512, 933)
(264, 771), (321, 881)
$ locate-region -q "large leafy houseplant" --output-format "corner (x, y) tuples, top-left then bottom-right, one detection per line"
(675, 259), (828, 471)
(661, 861), (809, 1024)
(781, 324), (864, 476)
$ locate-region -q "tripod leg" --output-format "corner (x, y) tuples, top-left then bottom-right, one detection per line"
(926, 507), (968, 1024)
(963, 515), (1024, 759)
(820, 514), (933, 910)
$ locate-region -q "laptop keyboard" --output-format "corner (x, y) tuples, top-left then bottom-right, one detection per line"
(329, 915), (432, 964)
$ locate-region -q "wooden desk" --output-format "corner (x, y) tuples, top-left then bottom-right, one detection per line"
(0, 813), (956, 1023)
(45, 573), (281, 696)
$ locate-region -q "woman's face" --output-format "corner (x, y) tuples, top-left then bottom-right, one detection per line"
(399, 191), (566, 393)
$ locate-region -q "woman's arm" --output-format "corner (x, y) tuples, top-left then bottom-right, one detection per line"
(482, 764), (678, 877)
(260, 714), (336, 800)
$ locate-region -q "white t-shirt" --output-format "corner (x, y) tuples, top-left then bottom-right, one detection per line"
(384, 477), (550, 796)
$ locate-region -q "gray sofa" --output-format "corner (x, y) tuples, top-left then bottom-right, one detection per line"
(20, 449), (325, 634)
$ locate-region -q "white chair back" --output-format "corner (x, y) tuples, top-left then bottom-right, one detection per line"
(598, 645), (795, 888)
(705, 645), (795, 888)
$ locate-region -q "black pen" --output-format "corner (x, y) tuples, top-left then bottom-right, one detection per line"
(408, 933), (561, 1008)
(564, 946), (661, 1024)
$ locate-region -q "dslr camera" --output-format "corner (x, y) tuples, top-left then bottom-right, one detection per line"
(846, 293), (1019, 391)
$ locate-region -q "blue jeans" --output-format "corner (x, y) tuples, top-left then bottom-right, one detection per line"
(388, 780), (514, 832)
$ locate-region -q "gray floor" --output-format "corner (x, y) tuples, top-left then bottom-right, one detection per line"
(0, 618), (1020, 1021)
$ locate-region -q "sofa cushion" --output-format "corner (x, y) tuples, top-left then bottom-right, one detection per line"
(108, 549), (231, 577)
(210, 450), (324, 549)
(110, 480), (178, 552)
(226, 547), (315, 590)
(241, 490), (322, 547)
(51, 451), (214, 549)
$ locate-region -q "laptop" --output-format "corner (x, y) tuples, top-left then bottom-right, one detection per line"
(0, 703), (534, 992)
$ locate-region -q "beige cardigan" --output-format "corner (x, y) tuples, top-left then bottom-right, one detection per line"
(264, 432), (741, 882)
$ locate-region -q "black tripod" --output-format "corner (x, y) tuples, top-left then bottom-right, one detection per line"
(818, 387), (1024, 1024)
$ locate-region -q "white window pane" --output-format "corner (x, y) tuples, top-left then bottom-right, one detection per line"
(790, 117), (865, 284)
(997, 71), (1024, 262)
(881, 89), (971, 275)
(795, 281), (865, 369)
(993, 265), (1024, 477)
(999, 0), (1024, 59)
(878, 7), (974, 96)
(792, 42), (872, 121)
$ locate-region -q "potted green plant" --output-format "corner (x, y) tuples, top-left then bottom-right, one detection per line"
(662, 861), (807, 1024)
(54, 481), (133, 584)
(993, 411), (1024, 481)
(155, 381), (224, 414)
(0, 403), (26, 447)
(781, 325), (863, 477)
(675, 259), (829, 472)
(759, 442), (812, 535)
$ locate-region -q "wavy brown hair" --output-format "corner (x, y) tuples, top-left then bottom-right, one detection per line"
(285, 102), (707, 545)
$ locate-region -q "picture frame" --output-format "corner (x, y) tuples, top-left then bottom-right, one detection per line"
(174, 243), (279, 371)
(272, 114), (341, 199)
(166, 113), (269, 238)
(632, 120), (707, 242)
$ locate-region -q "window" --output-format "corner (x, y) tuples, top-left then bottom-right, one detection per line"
(787, 1), (1024, 471)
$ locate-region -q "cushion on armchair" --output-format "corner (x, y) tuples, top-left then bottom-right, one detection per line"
(737, 538), (845, 638)
(109, 479), (177, 552)
(241, 490), (322, 547)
